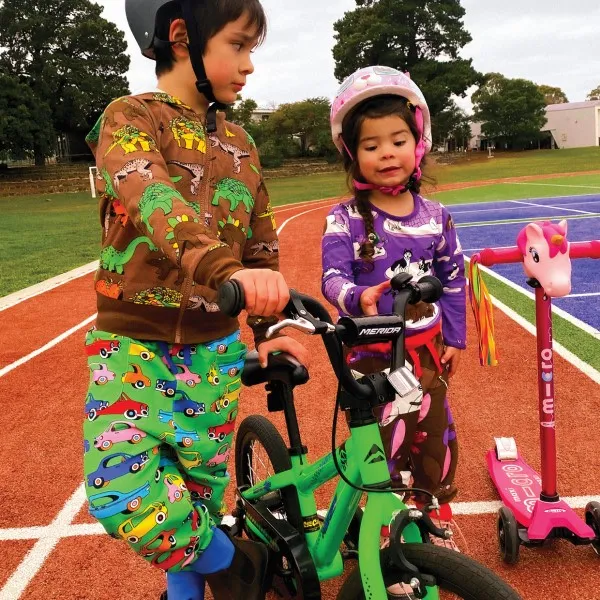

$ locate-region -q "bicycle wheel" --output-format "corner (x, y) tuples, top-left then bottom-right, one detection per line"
(235, 415), (303, 535)
(337, 545), (522, 600)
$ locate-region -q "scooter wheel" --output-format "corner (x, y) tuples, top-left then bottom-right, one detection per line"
(584, 501), (600, 556)
(498, 506), (520, 564)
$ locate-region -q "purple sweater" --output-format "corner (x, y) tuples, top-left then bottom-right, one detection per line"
(321, 193), (467, 349)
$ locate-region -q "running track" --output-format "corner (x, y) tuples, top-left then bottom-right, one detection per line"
(0, 198), (599, 599)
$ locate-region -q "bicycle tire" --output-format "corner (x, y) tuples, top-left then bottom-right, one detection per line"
(235, 415), (304, 535)
(337, 545), (522, 600)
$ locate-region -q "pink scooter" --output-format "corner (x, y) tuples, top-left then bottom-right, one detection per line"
(470, 220), (600, 563)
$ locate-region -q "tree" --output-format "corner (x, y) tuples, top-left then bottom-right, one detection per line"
(332, 0), (481, 118)
(0, 74), (55, 160)
(0, 0), (130, 164)
(225, 96), (259, 130)
(266, 97), (333, 156)
(587, 86), (600, 101)
(431, 101), (471, 149)
(537, 84), (568, 105)
(472, 73), (547, 149)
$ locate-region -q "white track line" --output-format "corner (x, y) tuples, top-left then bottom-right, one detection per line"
(1, 494), (599, 543)
(451, 495), (600, 516)
(276, 203), (332, 235)
(0, 262), (98, 312)
(563, 292), (600, 298)
(0, 201), (333, 381)
(0, 200), (339, 314)
(510, 200), (593, 215)
(489, 296), (600, 384)
(465, 259), (600, 384)
(466, 259), (600, 339)
(0, 200), (334, 599)
(458, 214), (600, 229)
(504, 182), (600, 190)
(274, 197), (341, 214)
(0, 485), (87, 600)
(0, 199), (597, 598)
(448, 193), (600, 214)
(0, 314), (97, 379)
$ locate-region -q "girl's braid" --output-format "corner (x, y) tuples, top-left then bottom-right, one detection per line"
(355, 190), (376, 261)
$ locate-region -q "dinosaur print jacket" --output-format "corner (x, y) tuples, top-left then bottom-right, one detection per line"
(86, 92), (279, 344)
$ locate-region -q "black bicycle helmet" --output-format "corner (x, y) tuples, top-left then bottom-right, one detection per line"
(125, 0), (221, 107)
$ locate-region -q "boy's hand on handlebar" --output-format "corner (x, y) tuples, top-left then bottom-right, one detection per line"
(230, 269), (290, 317)
(257, 336), (310, 369)
(441, 346), (462, 377)
(360, 280), (391, 316)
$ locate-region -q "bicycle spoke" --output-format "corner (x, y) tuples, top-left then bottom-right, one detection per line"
(246, 440), (275, 486)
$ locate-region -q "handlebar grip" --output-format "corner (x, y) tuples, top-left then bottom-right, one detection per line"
(569, 240), (600, 260)
(416, 276), (444, 303)
(217, 280), (245, 317)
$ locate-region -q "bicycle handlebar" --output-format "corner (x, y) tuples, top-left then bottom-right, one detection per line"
(217, 273), (443, 402)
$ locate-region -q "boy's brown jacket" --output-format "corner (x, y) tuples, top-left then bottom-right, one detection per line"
(86, 92), (279, 344)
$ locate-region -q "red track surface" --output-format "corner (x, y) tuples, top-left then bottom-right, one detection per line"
(1, 198), (599, 599)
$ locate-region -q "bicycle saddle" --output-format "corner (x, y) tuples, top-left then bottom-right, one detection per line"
(242, 351), (309, 388)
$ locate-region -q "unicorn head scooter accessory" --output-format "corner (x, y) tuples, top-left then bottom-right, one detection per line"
(516, 220), (571, 297)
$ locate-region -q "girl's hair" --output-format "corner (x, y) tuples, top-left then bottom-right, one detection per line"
(340, 95), (428, 261)
(154, 0), (267, 77)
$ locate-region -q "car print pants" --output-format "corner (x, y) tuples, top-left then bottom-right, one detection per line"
(83, 327), (245, 572)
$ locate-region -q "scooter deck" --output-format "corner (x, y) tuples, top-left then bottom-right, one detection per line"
(487, 447), (596, 542)
(486, 448), (541, 528)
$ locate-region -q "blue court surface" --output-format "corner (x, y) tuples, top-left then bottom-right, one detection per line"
(451, 194), (600, 333)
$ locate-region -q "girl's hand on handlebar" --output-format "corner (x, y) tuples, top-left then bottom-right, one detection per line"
(360, 280), (391, 316)
(230, 269), (290, 317)
(257, 336), (310, 369)
(441, 346), (462, 378)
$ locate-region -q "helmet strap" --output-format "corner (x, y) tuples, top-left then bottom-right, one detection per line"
(340, 136), (355, 161)
(413, 106), (425, 180)
(179, 0), (231, 119)
(353, 179), (413, 196)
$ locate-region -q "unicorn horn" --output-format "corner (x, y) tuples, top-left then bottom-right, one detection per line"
(551, 234), (564, 245)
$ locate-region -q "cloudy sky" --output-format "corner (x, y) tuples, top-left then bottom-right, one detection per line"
(97, 0), (600, 113)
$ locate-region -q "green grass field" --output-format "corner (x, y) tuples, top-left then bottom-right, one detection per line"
(477, 272), (600, 371)
(430, 146), (600, 184)
(1, 147), (599, 372)
(432, 174), (600, 205)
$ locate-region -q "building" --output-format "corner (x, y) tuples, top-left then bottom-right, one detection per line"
(249, 107), (276, 123)
(543, 100), (600, 149)
(469, 100), (600, 151)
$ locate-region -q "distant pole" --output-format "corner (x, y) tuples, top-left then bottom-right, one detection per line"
(89, 166), (97, 198)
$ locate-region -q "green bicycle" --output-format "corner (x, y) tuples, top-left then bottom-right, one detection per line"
(217, 274), (521, 600)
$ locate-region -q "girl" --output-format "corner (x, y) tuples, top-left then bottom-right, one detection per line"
(321, 66), (466, 552)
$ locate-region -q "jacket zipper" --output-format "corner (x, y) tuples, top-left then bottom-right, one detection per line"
(175, 275), (193, 344)
(174, 111), (215, 344)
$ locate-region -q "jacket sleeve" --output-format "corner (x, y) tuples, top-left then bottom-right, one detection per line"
(96, 97), (243, 290)
(321, 205), (368, 316)
(240, 150), (281, 345)
(433, 205), (467, 349)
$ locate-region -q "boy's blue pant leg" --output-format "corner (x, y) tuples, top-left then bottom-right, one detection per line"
(167, 528), (234, 599)
(189, 527), (234, 574)
(167, 572), (205, 600)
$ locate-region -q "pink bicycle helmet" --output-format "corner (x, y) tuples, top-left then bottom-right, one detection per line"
(331, 66), (431, 188)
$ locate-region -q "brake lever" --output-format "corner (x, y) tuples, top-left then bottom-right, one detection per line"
(266, 317), (318, 338)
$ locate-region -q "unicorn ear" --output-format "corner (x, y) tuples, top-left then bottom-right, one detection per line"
(558, 219), (568, 236)
(525, 222), (544, 245)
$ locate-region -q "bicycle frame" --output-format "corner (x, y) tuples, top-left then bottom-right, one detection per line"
(239, 418), (439, 599)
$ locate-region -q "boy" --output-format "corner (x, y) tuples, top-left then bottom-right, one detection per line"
(83, 1), (307, 599)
